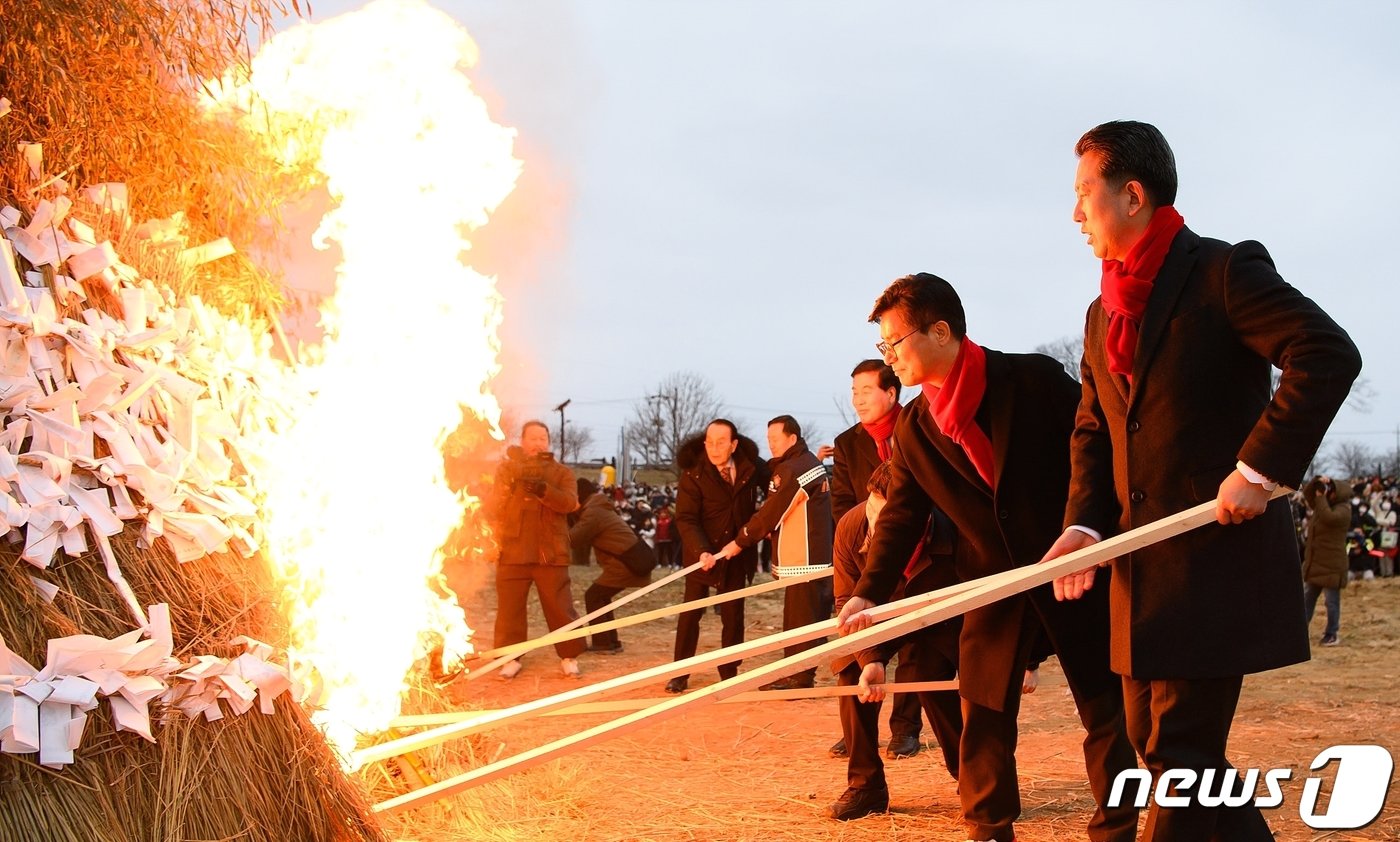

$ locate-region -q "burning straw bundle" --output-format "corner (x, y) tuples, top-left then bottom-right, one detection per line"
(0, 0), (316, 318)
(0, 139), (384, 841)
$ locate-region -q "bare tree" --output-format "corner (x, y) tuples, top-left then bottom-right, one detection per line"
(830, 394), (855, 429)
(1344, 376), (1376, 414)
(1034, 335), (1085, 382)
(1381, 444), (1400, 478)
(1324, 439), (1377, 479)
(559, 423), (596, 464)
(625, 371), (724, 469)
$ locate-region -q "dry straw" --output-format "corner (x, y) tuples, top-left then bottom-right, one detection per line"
(2, 532), (386, 842)
(0, 0), (320, 319)
(0, 1), (389, 838)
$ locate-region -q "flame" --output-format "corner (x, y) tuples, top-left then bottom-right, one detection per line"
(206, 0), (520, 755)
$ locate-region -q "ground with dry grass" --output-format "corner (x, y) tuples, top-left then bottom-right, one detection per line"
(366, 567), (1400, 842)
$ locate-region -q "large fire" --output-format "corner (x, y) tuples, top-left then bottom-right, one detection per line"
(205, 0), (520, 755)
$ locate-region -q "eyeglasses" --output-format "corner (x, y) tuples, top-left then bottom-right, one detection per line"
(876, 328), (920, 359)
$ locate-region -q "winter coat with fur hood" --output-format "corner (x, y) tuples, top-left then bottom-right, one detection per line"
(674, 432), (768, 588)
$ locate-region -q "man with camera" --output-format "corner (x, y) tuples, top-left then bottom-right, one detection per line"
(491, 420), (586, 679)
(1302, 475), (1351, 647)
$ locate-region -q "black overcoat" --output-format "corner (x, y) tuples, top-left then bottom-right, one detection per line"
(674, 433), (767, 589)
(831, 419), (884, 523)
(856, 350), (1117, 712)
(1066, 227), (1361, 679)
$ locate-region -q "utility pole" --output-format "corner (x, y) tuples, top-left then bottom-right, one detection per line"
(646, 394), (666, 468)
(553, 399), (571, 456)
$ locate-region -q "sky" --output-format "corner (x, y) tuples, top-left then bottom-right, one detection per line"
(301, 0), (1399, 466)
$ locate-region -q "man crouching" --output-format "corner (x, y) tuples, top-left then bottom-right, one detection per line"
(827, 460), (963, 820)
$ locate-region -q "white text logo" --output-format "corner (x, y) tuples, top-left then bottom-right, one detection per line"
(1107, 745), (1393, 830)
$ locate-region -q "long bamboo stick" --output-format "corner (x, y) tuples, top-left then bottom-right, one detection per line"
(465, 560), (705, 679)
(471, 566), (833, 661)
(373, 494), (1280, 812)
(388, 679), (960, 728)
(355, 565), (1019, 767)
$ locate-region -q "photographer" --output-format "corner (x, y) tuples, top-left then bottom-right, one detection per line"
(491, 420), (586, 679)
(570, 478), (655, 653)
(1302, 476), (1351, 646)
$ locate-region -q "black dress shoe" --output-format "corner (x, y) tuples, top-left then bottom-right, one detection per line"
(825, 786), (890, 821)
(664, 676), (688, 694)
(759, 671), (816, 691)
(587, 641), (624, 654)
(885, 733), (922, 759)
(828, 738), (849, 758)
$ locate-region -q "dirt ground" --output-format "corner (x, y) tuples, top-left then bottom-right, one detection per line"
(369, 566), (1400, 842)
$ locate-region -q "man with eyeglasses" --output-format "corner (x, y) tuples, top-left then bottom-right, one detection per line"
(837, 273), (1137, 842)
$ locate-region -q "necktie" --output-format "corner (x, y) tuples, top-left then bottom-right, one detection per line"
(720, 466), (733, 485)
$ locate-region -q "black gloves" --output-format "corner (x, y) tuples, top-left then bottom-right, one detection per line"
(523, 479), (548, 498)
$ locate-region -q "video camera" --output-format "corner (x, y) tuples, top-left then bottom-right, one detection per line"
(511, 453), (551, 498)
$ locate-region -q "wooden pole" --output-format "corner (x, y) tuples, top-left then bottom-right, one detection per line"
(465, 560), (705, 680)
(372, 493), (1284, 812)
(388, 679), (960, 728)
(471, 566), (832, 661)
(354, 568), (1007, 767)
(372, 569), (1014, 813)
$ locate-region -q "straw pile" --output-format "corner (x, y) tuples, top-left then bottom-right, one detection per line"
(1, 541), (384, 842)
(0, 156), (384, 841)
(0, 0), (318, 318)
(0, 2), (388, 838)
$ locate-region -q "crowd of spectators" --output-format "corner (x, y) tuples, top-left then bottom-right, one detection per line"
(1294, 474), (1399, 579)
(602, 480), (680, 568)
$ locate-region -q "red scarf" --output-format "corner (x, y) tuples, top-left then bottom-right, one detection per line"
(861, 403), (901, 461)
(1100, 205), (1185, 379)
(903, 535), (926, 581)
(923, 338), (994, 489)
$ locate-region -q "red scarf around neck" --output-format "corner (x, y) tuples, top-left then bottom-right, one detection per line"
(1100, 205), (1185, 379)
(922, 338), (994, 489)
(861, 403), (902, 461)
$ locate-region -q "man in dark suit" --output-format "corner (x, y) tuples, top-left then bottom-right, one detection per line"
(667, 418), (767, 694)
(1044, 120), (1362, 842)
(828, 360), (925, 760)
(838, 273), (1138, 842)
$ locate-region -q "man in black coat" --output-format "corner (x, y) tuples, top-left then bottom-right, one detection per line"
(719, 415), (834, 690)
(839, 274), (1138, 842)
(667, 418), (767, 694)
(828, 360), (925, 759)
(1045, 120), (1362, 842)
(825, 460), (963, 821)
(831, 360), (904, 523)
